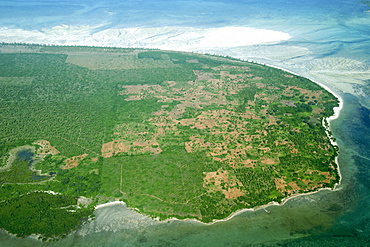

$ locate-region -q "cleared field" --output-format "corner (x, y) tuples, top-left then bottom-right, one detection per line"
(66, 53), (178, 70)
(0, 44), (340, 238)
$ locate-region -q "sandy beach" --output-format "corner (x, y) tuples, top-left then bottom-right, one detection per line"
(90, 51), (345, 226)
(92, 73), (344, 225)
(94, 201), (127, 210)
(0, 23), (345, 226)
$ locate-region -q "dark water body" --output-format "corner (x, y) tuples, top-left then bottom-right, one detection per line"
(16, 150), (34, 163)
(30, 174), (47, 181)
(15, 149), (48, 181)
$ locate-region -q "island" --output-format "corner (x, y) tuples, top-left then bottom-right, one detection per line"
(0, 43), (340, 240)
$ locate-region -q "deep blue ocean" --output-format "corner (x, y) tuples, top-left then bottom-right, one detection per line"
(0, 0), (370, 246)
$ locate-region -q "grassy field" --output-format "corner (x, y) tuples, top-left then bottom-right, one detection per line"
(0, 43), (340, 237)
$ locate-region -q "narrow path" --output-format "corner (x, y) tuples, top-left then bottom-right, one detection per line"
(118, 163), (206, 205)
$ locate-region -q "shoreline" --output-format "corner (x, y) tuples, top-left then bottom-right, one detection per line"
(93, 185), (343, 226)
(91, 56), (345, 227)
(0, 42), (345, 229)
(94, 201), (126, 210)
(257, 63), (344, 187)
(200, 61), (344, 225)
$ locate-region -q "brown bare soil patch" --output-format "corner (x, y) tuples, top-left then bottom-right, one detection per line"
(203, 169), (244, 199)
(283, 86), (323, 103)
(239, 110), (260, 119)
(224, 187), (244, 199)
(275, 178), (302, 194)
(300, 179), (311, 185)
(62, 154), (88, 169)
(184, 136), (212, 153)
(33, 140), (60, 155)
(261, 157), (278, 165)
(101, 139), (162, 157)
(312, 108), (324, 114)
(274, 178), (287, 191)
(290, 148), (299, 154)
(288, 181), (301, 191)
(255, 82), (266, 88)
(242, 159), (258, 168)
(179, 118), (196, 126)
(305, 170), (336, 184)
(102, 61), (336, 206)
(101, 141), (130, 158)
(320, 171), (336, 183)
(266, 115), (278, 125)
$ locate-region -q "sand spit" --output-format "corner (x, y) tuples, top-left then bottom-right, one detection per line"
(0, 25), (291, 50)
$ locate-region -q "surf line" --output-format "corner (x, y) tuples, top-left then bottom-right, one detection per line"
(255, 62), (344, 189)
(92, 61), (344, 226)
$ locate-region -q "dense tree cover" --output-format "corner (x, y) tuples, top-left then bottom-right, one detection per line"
(0, 44), (340, 234)
(0, 158), (48, 184)
(0, 192), (93, 241)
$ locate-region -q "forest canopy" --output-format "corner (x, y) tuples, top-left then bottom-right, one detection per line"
(0, 43), (339, 239)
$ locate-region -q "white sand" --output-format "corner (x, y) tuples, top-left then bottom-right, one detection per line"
(1, 24), (346, 224)
(227, 62), (344, 191)
(0, 25), (291, 49)
(260, 63), (344, 145)
(94, 201), (126, 210)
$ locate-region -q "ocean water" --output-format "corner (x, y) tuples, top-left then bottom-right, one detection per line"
(0, 0), (370, 246)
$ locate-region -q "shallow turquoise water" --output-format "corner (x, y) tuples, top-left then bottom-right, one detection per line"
(0, 0), (370, 246)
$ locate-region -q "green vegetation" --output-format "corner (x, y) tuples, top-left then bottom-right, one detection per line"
(0, 43), (340, 237)
(0, 192), (93, 241)
(0, 158), (48, 183)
